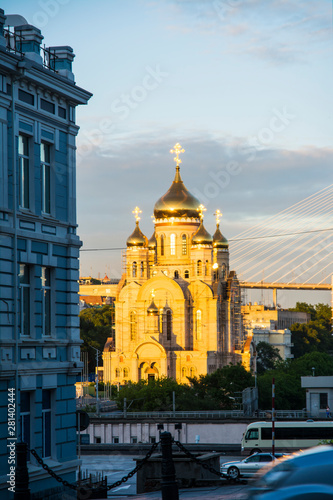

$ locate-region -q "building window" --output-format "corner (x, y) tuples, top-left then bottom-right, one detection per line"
(95, 436), (101, 444)
(41, 142), (51, 214)
(41, 267), (51, 336)
(40, 98), (55, 114)
(18, 89), (34, 106)
(190, 367), (195, 377)
(221, 264), (226, 280)
(115, 368), (120, 378)
(19, 264), (30, 336)
(184, 270), (189, 279)
(196, 310), (202, 340)
(170, 234), (176, 255)
(130, 311), (137, 341)
(18, 134), (30, 209)
(161, 235), (165, 256)
(182, 234), (187, 255)
(159, 308), (163, 333)
(197, 260), (202, 276)
(140, 261), (144, 277)
(166, 310), (172, 340)
(213, 271), (218, 281)
(150, 436), (156, 444)
(132, 262), (137, 278)
(69, 105), (75, 123)
(182, 367), (186, 377)
(123, 368), (129, 377)
(42, 390), (52, 458)
(205, 260), (209, 276)
(58, 106), (66, 119)
(131, 436), (137, 443)
(174, 270), (179, 279)
(113, 436), (119, 443)
(20, 392), (31, 450)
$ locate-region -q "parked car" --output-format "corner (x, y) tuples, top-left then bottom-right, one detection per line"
(246, 445), (333, 499)
(221, 453), (279, 480)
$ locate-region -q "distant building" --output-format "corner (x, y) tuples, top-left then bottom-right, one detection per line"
(242, 303), (310, 330)
(102, 145), (244, 386)
(0, 10), (91, 500)
(301, 376), (333, 418)
(252, 328), (293, 360)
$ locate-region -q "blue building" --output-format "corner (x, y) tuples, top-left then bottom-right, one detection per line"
(0, 10), (92, 499)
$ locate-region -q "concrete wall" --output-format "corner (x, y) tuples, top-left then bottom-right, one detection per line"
(83, 420), (248, 446)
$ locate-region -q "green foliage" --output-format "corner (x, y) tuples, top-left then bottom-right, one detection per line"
(256, 341), (282, 375)
(258, 352), (333, 410)
(113, 364), (254, 412)
(289, 303), (333, 358)
(80, 305), (114, 372)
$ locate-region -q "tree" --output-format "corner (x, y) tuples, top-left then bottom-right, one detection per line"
(290, 302), (333, 358)
(80, 305), (114, 373)
(256, 341), (282, 375)
(257, 352), (333, 410)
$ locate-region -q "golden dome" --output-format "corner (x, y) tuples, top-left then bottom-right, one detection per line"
(154, 166), (200, 219)
(213, 224), (228, 248)
(147, 299), (159, 315)
(148, 231), (157, 250)
(126, 221), (148, 247)
(192, 220), (213, 245)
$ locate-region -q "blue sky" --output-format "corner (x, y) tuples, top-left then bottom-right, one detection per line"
(3, 0), (333, 306)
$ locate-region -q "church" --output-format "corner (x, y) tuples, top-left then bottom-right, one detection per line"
(102, 144), (243, 385)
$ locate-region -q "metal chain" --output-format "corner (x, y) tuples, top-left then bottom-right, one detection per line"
(106, 440), (159, 490)
(173, 440), (224, 479)
(29, 449), (77, 490)
(29, 440), (160, 492)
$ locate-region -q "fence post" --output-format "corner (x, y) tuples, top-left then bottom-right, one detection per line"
(160, 431), (179, 500)
(14, 442), (30, 500)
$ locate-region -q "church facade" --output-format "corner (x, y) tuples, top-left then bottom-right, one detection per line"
(103, 144), (243, 385)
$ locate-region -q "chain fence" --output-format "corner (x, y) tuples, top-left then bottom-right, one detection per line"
(28, 437), (228, 497)
(29, 440), (159, 496)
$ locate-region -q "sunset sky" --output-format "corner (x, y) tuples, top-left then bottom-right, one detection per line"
(4, 0), (333, 306)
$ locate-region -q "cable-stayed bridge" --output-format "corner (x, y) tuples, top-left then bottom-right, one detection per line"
(229, 184), (333, 305)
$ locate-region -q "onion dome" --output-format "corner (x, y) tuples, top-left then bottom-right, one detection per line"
(213, 224), (228, 249)
(148, 231), (157, 250)
(154, 166), (200, 219)
(126, 221), (148, 247)
(191, 220), (213, 245)
(147, 299), (159, 316)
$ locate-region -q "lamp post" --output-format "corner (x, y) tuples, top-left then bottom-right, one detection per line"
(91, 346), (101, 414)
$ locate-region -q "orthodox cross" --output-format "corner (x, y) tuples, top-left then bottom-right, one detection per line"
(214, 209), (222, 225)
(170, 143), (185, 165)
(132, 206), (142, 222)
(197, 204), (207, 220)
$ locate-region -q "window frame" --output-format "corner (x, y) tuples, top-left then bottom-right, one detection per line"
(18, 264), (31, 337)
(41, 267), (52, 336)
(170, 234), (176, 255)
(18, 134), (31, 209)
(42, 389), (52, 459)
(40, 142), (52, 215)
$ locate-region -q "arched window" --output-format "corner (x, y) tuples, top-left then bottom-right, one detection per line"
(190, 367), (195, 377)
(182, 234), (187, 255)
(132, 261), (137, 278)
(123, 368), (129, 377)
(196, 310), (202, 340)
(170, 234), (176, 255)
(166, 310), (172, 340)
(184, 270), (189, 279)
(159, 308), (163, 333)
(182, 367), (186, 377)
(115, 368), (120, 377)
(221, 264), (226, 280)
(140, 261), (144, 277)
(174, 270), (179, 279)
(161, 235), (165, 256)
(197, 260), (202, 276)
(205, 260), (209, 276)
(130, 311), (137, 341)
